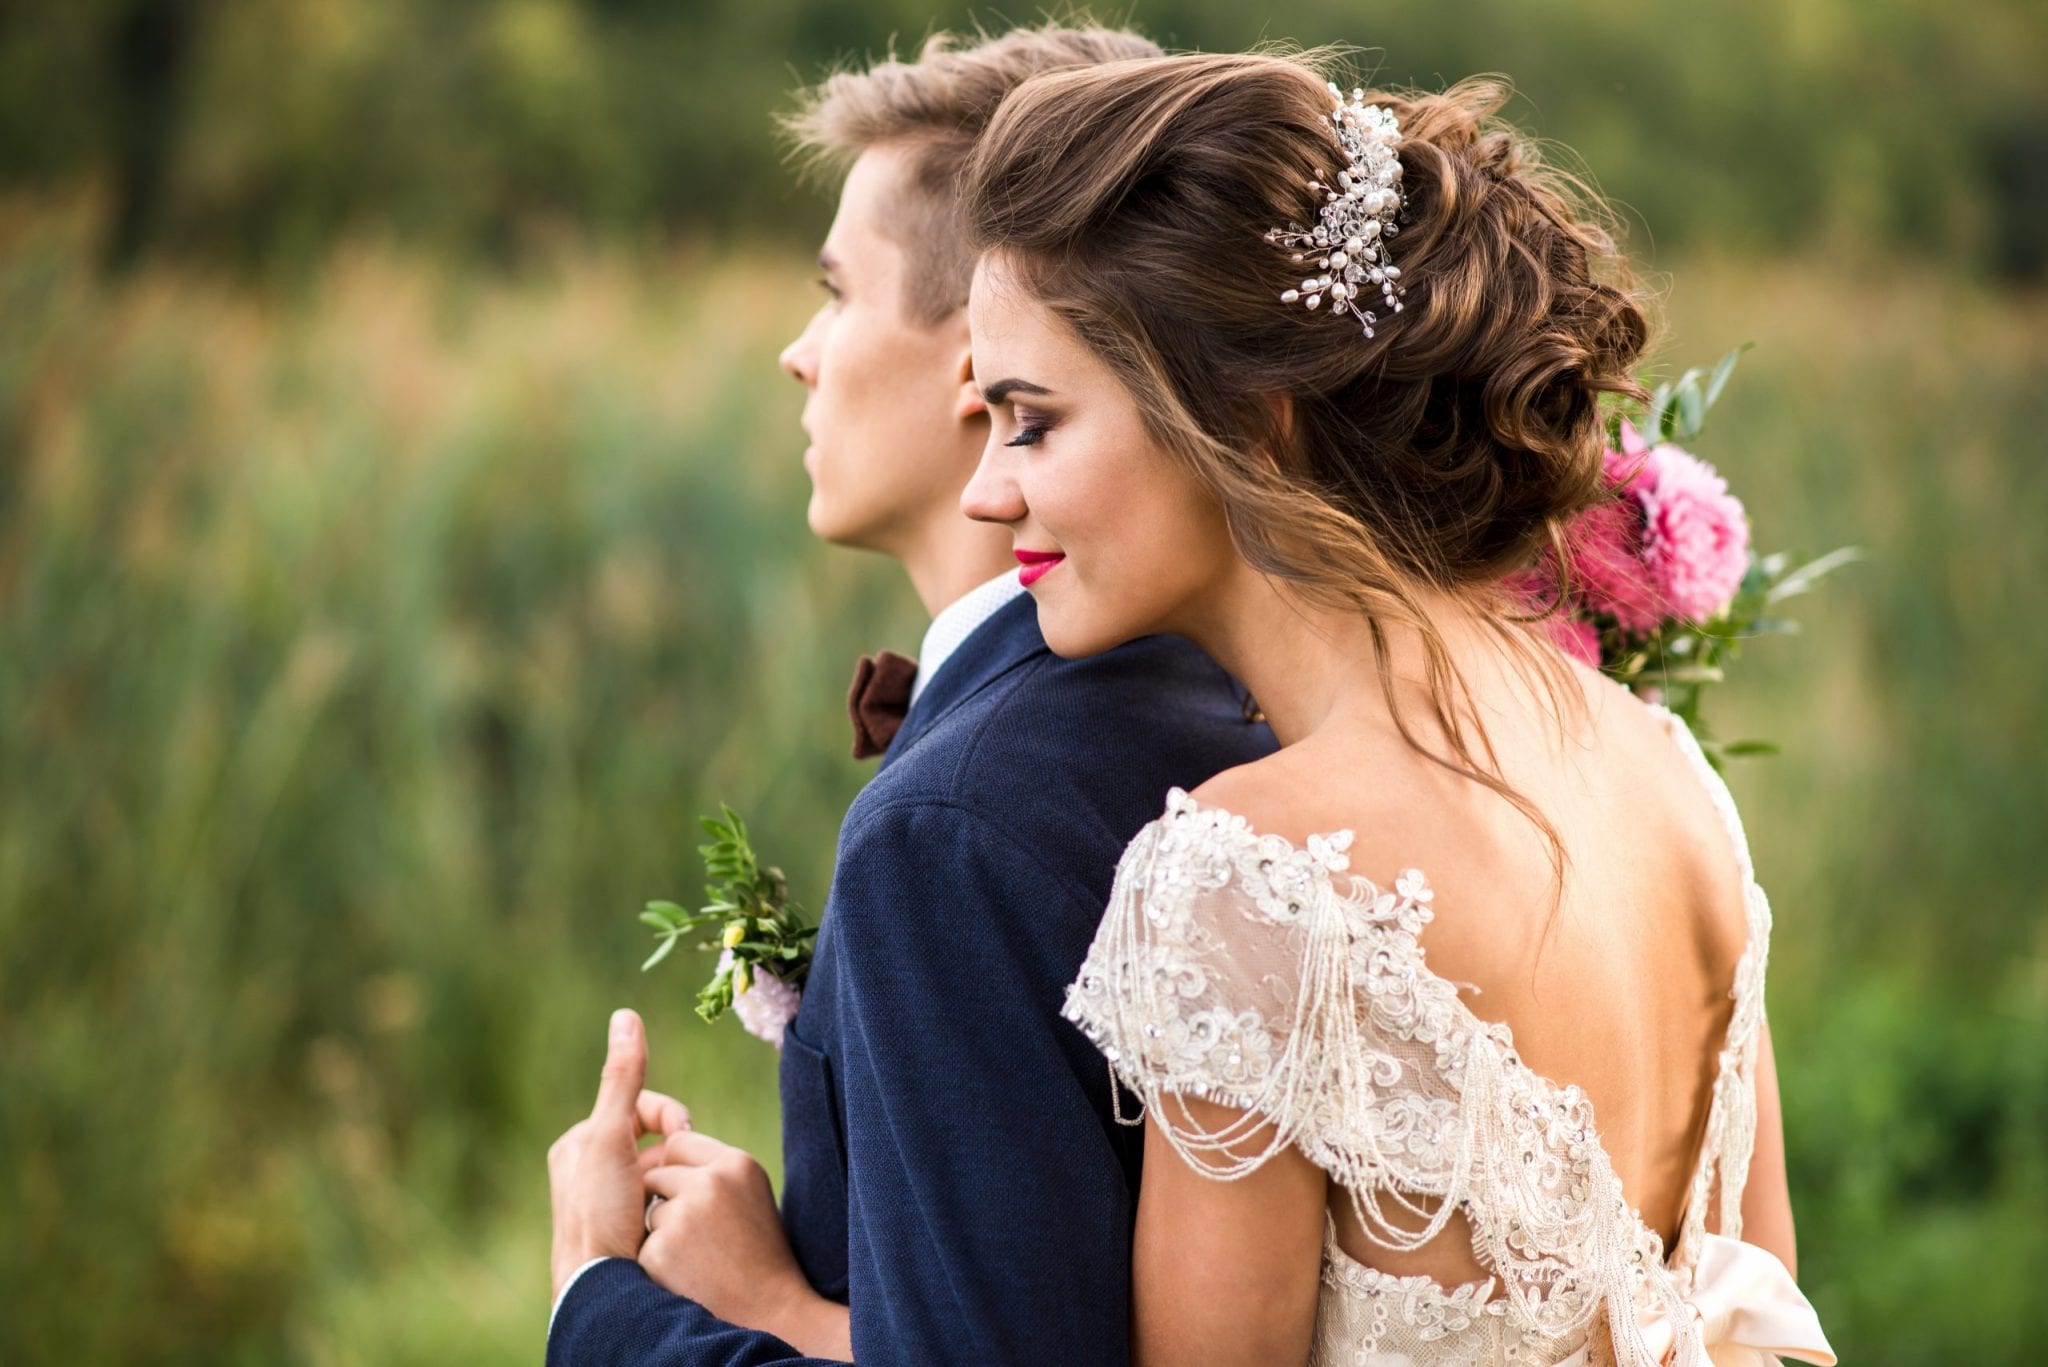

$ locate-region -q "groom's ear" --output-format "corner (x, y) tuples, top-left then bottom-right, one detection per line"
(952, 345), (987, 425)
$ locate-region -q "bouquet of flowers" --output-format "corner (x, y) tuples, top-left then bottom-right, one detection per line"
(639, 806), (814, 1049)
(1509, 345), (1859, 767)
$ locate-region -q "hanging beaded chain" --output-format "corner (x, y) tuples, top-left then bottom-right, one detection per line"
(1266, 83), (1407, 338)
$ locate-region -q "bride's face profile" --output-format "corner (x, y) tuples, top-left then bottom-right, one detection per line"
(962, 254), (1238, 658)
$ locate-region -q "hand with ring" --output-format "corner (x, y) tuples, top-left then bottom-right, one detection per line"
(639, 1128), (852, 1359)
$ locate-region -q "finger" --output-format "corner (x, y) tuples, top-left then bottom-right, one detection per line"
(643, 1163), (708, 1201)
(635, 1144), (671, 1176)
(634, 1088), (691, 1139)
(662, 1129), (736, 1166)
(592, 1008), (646, 1124)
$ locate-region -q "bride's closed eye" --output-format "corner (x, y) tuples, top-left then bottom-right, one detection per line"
(1005, 408), (1054, 448)
(1005, 419), (1051, 448)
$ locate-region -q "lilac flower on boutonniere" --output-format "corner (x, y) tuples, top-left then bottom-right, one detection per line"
(720, 947), (803, 1049)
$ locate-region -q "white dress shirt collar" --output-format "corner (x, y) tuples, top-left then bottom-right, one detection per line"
(910, 569), (1028, 706)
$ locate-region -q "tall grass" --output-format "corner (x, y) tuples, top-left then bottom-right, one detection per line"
(0, 197), (2042, 1362)
(0, 197), (920, 1364)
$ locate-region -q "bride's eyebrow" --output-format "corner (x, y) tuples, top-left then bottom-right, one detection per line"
(982, 378), (1053, 406)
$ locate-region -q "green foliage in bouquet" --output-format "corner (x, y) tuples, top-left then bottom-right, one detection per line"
(639, 806), (817, 1024)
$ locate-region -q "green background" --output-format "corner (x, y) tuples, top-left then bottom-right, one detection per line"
(1, 2), (2043, 1362)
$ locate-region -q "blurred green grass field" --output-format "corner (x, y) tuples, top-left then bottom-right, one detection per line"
(1, 193), (2043, 1364)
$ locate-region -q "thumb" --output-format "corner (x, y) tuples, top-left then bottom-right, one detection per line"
(592, 1008), (646, 1124)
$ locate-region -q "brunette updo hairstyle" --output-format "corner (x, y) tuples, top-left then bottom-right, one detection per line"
(963, 51), (1651, 886)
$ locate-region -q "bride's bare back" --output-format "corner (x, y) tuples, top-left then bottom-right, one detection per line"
(1202, 650), (1776, 1260)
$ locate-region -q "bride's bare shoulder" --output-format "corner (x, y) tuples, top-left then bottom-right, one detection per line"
(1184, 729), (1452, 857)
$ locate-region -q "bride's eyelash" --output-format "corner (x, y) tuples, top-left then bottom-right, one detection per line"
(1005, 421), (1050, 448)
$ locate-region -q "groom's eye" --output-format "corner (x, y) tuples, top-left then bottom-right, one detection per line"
(816, 277), (842, 300)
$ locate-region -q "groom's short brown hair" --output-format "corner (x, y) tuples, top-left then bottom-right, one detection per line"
(782, 23), (1161, 326)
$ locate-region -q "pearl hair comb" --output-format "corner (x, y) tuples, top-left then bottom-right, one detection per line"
(1266, 83), (1407, 338)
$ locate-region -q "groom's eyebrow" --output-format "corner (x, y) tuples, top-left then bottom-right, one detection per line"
(982, 378), (1052, 406)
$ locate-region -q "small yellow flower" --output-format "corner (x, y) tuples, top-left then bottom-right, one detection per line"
(722, 922), (746, 949)
(732, 961), (751, 996)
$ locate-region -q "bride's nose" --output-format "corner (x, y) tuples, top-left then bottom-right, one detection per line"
(960, 440), (1025, 526)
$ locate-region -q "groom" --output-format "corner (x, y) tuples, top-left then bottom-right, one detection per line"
(547, 24), (1273, 1365)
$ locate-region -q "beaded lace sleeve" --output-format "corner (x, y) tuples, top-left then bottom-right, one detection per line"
(1061, 789), (1489, 1246)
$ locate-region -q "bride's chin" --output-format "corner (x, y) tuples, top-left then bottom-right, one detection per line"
(1036, 622), (1093, 660)
(1036, 603), (1141, 661)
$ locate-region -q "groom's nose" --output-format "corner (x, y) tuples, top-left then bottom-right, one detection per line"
(779, 310), (823, 387)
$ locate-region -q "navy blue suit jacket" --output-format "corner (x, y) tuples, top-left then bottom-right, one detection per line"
(548, 594), (1275, 1365)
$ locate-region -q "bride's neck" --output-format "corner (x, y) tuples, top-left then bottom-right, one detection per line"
(1192, 570), (1496, 749)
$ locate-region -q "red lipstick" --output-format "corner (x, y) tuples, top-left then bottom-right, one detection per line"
(1014, 548), (1065, 588)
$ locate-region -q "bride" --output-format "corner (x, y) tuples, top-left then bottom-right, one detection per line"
(958, 51), (1836, 1367)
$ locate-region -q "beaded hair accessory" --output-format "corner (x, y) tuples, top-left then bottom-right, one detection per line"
(1266, 82), (1407, 338)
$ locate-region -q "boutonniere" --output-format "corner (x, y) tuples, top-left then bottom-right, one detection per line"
(639, 806), (815, 1049)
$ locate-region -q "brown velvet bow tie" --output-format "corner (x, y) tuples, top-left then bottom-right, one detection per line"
(847, 650), (918, 760)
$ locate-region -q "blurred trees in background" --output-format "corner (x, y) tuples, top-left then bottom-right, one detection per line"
(3, 0), (2044, 279)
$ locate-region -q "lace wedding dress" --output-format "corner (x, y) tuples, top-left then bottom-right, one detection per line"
(1063, 706), (1835, 1367)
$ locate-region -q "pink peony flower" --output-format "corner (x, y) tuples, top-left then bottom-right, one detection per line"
(1581, 420), (1750, 628)
(720, 947), (801, 1050)
(1501, 420), (1752, 656)
(1633, 444), (1750, 622)
(1563, 496), (1665, 632)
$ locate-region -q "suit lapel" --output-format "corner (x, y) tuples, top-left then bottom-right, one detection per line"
(879, 593), (1046, 772)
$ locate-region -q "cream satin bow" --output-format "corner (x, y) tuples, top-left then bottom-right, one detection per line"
(1554, 1234), (1837, 1367)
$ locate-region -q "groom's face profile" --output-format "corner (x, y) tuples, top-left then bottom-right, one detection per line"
(779, 145), (980, 554)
